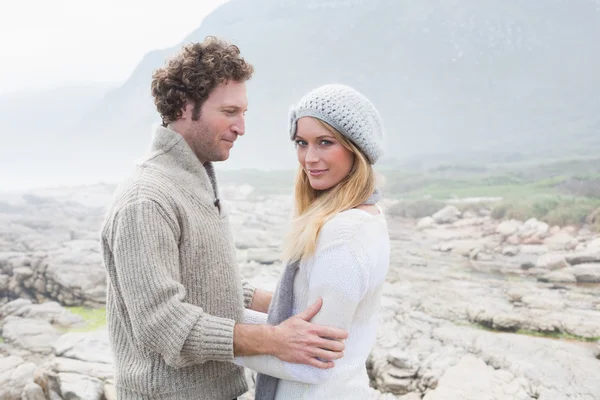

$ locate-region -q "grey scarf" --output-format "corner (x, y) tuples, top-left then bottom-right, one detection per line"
(254, 189), (382, 400)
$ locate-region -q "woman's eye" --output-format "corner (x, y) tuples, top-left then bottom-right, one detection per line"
(320, 140), (333, 145)
(295, 140), (307, 146)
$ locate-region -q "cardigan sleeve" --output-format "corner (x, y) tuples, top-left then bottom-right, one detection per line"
(232, 242), (369, 384)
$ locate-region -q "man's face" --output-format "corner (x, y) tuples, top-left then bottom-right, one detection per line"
(182, 80), (248, 163)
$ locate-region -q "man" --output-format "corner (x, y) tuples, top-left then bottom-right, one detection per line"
(100, 36), (347, 400)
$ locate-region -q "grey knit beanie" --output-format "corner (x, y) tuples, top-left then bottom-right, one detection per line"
(288, 84), (384, 164)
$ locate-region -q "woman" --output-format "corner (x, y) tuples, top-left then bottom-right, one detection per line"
(235, 84), (391, 399)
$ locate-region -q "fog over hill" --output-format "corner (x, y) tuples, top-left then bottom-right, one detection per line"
(2, 0), (599, 189)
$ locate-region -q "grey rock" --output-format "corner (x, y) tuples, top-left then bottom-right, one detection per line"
(572, 263), (600, 283)
(432, 206), (461, 224)
(2, 316), (61, 354)
(58, 372), (105, 400)
(535, 253), (569, 270)
(0, 356), (37, 400)
(537, 270), (577, 283)
(21, 382), (46, 400)
(246, 248), (280, 265)
(565, 248), (600, 265)
(53, 330), (113, 365)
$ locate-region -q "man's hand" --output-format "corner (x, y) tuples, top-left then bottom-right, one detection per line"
(271, 298), (348, 369)
(233, 298), (348, 369)
(249, 289), (273, 313)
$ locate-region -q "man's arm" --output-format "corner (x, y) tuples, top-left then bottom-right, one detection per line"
(232, 243), (367, 383)
(233, 297), (346, 361)
(106, 199), (237, 368)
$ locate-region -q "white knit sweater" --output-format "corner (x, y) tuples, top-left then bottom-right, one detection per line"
(235, 208), (390, 399)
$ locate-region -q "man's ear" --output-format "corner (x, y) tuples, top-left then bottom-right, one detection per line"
(180, 100), (195, 120)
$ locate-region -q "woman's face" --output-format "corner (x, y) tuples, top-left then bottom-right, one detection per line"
(294, 117), (355, 191)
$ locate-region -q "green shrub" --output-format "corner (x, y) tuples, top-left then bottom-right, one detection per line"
(491, 203), (509, 219)
(490, 196), (600, 227)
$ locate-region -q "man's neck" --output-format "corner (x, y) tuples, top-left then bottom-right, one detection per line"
(166, 123), (207, 164)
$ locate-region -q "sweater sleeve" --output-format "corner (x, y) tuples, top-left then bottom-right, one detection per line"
(233, 242), (369, 384)
(241, 278), (257, 308)
(108, 200), (236, 368)
(241, 308), (268, 325)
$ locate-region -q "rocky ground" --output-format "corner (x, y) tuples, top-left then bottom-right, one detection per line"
(0, 184), (599, 399)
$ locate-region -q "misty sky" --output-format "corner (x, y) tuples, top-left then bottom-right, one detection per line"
(0, 0), (229, 95)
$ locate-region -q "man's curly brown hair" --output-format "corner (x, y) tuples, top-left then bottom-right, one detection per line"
(151, 36), (254, 126)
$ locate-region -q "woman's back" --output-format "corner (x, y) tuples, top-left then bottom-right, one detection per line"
(275, 208), (390, 399)
(238, 83), (390, 400)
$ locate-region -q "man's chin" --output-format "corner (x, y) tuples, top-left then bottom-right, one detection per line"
(215, 151), (231, 162)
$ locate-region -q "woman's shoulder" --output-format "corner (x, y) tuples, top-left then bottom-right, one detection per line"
(319, 207), (388, 244)
(313, 209), (390, 277)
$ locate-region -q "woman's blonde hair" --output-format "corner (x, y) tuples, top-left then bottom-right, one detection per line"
(282, 119), (376, 262)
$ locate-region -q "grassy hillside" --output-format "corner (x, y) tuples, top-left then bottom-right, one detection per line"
(217, 156), (600, 230)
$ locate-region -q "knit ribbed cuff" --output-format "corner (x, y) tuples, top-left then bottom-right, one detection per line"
(242, 283), (257, 309)
(182, 313), (236, 363)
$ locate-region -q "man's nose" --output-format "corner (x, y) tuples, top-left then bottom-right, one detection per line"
(232, 116), (245, 136)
